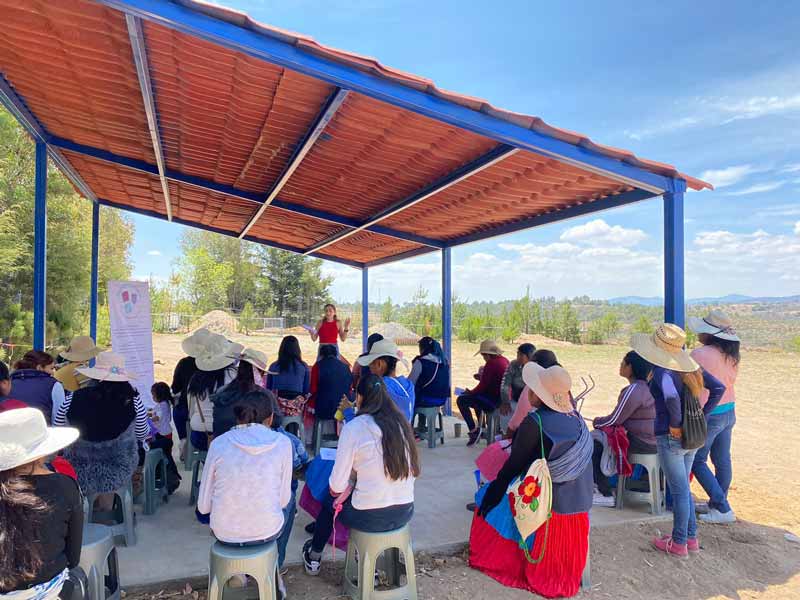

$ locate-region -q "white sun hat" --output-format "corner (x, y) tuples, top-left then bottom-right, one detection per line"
(0, 408), (80, 471)
(687, 309), (740, 342)
(181, 327), (215, 358)
(240, 348), (268, 372)
(355, 339), (409, 369)
(521, 361), (574, 414)
(76, 351), (137, 382)
(195, 337), (244, 372)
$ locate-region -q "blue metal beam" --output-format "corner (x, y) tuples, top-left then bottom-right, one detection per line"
(441, 247), (453, 416)
(305, 145), (518, 255)
(47, 136), (443, 249)
(33, 142), (47, 350)
(663, 185), (686, 328)
(0, 75), (96, 201)
(239, 88), (349, 238)
(95, 0), (674, 194)
(361, 268), (369, 352)
(96, 197), (364, 269)
(90, 202), (100, 342)
(126, 15), (172, 220)
(449, 187), (658, 248)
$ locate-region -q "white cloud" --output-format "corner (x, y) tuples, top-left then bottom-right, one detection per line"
(795, 221), (800, 236)
(147, 250), (162, 256)
(710, 94), (800, 123)
(754, 203), (800, 218)
(559, 219), (647, 247)
(699, 165), (759, 189)
(623, 116), (702, 141)
(726, 181), (785, 196)
(780, 163), (800, 174)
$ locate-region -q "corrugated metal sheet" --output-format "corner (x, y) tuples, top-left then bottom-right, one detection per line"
(0, 0), (711, 267)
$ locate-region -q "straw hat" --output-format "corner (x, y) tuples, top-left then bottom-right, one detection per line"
(195, 337), (243, 372)
(60, 336), (101, 362)
(630, 323), (699, 373)
(687, 309), (740, 342)
(522, 362), (574, 414)
(0, 408), (79, 471)
(76, 351), (137, 382)
(474, 340), (504, 356)
(356, 339), (409, 369)
(240, 348), (267, 372)
(181, 328), (215, 358)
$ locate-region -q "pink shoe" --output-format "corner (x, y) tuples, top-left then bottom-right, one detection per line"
(687, 538), (700, 553)
(652, 535), (688, 558)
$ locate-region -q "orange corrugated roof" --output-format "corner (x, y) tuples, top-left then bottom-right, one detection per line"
(0, 0), (711, 268)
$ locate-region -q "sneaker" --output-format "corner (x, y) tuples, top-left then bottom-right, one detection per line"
(699, 508), (736, 524)
(466, 428), (482, 447)
(592, 492), (615, 508)
(301, 540), (321, 576)
(465, 502), (478, 513)
(695, 501), (710, 515)
(687, 538), (700, 554)
(652, 535), (688, 558)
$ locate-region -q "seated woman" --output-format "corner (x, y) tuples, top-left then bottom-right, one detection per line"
(0, 408), (82, 600)
(302, 374), (420, 576)
(457, 340), (509, 446)
(54, 352), (148, 510)
(472, 362), (593, 598)
(310, 343), (353, 422)
(591, 350), (656, 501)
(212, 348), (267, 438)
(10, 350), (66, 425)
(197, 390), (293, 595)
(498, 343), (536, 432)
(505, 348), (561, 435)
(408, 337), (450, 431)
(355, 339), (415, 422)
(352, 333), (383, 391)
(267, 336), (310, 419)
(188, 336), (240, 451)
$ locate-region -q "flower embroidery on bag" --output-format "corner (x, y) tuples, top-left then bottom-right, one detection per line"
(516, 475), (541, 512)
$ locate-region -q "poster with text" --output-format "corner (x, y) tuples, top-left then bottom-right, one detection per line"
(108, 280), (155, 407)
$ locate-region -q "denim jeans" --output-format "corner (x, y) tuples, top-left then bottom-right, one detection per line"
(657, 435), (697, 545)
(276, 489), (297, 567)
(692, 409), (735, 513)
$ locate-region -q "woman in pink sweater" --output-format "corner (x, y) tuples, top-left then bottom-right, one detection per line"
(688, 310), (740, 524)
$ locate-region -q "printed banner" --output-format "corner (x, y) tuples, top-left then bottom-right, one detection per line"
(108, 280), (155, 407)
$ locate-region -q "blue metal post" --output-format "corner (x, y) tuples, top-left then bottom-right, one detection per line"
(442, 248), (453, 415)
(89, 202), (100, 341)
(33, 142), (47, 350)
(664, 187), (686, 328)
(361, 268), (369, 352)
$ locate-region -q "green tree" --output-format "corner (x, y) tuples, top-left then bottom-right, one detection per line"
(381, 296), (394, 323)
(632, 315), (655, 334)
(239, 302), (260, 334)
(179, 245), (234, 312)
(554, 301), (581, 343)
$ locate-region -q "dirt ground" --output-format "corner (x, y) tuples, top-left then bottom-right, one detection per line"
(148, 332), (800, 599)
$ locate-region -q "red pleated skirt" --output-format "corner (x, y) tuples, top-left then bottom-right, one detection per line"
(469, 511), (589, 598)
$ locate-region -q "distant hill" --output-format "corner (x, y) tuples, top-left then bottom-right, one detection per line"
(608, 294), (800, 307)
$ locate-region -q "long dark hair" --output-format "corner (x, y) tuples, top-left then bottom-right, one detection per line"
(277, 336), (303, 372)
(187, 368), (228, 399)
(232, 361), (258, 393)
(323, 303), (338, 322)
(0, 465), (50, 589)
(704, 336), (741, 367)
(93, 381), (139, 406)
(532, 349), (560, 368)
(13, 351), (54, 371)
(356, 375), (420, 481)
(623, 351), (653, 381)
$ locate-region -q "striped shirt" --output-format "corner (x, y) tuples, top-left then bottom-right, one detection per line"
(54, 387), (149, 442)
(592, 380), (656, 447)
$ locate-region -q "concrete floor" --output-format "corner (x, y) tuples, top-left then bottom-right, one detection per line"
(116, 418), (668, 587)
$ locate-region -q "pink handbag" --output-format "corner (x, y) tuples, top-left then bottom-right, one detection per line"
(475, 439), (512, 482)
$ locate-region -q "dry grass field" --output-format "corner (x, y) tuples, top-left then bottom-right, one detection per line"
(148, 331), (800, 599)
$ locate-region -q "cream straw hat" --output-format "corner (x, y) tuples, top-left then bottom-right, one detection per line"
(521, 362), (574, 414)
(76, 351), (137, 382)
(630, 323), (699, 373)
(60, 336), (101, 362)
(474, 340), (504, 356)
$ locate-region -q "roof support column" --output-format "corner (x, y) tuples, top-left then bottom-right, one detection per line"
(441, 247), (453, 416)
(90, 202), (100, 342)
(33, 141), (48, 350)
(664, 187), (685, 328)
(361, 268), (369, 353)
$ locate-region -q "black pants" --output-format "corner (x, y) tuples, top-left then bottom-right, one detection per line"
(456, 393), (496, 431)
(593, 435), (657, 496)
(310, 495), (414, 554)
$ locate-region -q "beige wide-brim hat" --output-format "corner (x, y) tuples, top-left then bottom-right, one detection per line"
(631, 323), (699, 373)
(522, 361), (574, 414)
(474, 339), (504, 356)
(181, 327), (215, 358)
(240, 348), (267, 372)
(60, 335), (101, 362)
(195, 339), (244, 372)
(0, 408), (80, 471)
(687, 309), (740, 342)
(76, 351), (137, 382)
(356, 339), (409, 369)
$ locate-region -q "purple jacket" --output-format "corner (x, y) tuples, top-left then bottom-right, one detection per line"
(10, 369), (57, 424)
(649, 367), (725, 436)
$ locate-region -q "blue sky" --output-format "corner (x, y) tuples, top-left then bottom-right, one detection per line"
(129, 0), (800, 303)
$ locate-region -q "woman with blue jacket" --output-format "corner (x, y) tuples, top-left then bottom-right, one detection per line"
(631, 324), (725, 558)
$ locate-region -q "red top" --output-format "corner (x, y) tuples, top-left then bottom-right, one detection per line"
(318, 319), (340, 344)
(471, 355), (510, 404)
